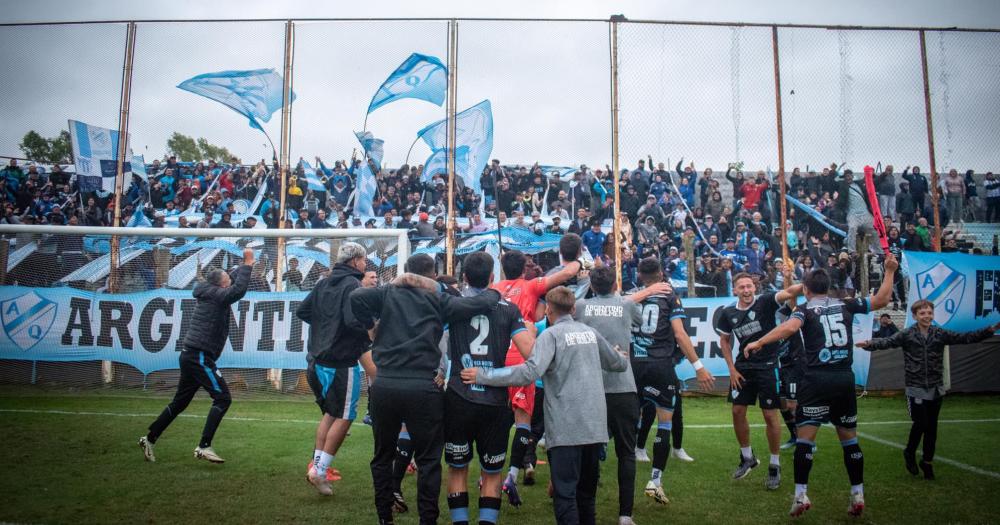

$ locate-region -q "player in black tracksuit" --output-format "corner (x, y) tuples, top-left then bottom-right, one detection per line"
(444, 251), (534, 525)
(139, 249), (253, 464)
(746, 254), (898, 518)
(350, 254), (501, 525)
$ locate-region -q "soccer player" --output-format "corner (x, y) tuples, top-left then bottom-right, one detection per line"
(297, 242), (377, 495)
(629, 257), (715, 504)
(492, 237), (583, 505)
(715, 273), (803, 489)
(857, 300), (999, 480)
(575, 265), (671, 525)
(462, 286), (628, 525)
(444, 251), (535, 525)
(139, 248), (253, 464)
(350, 254), (500, 525)
(777, 297), (802, 450)
(744, 254), (898, 517)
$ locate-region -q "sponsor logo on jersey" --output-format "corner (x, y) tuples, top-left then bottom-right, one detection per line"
(801, 405), (830, 418)
(482, 452), (507, 465)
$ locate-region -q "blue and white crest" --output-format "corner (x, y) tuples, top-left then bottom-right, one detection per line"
(1, 291), (57, 351)
(915, 261), (966, 326)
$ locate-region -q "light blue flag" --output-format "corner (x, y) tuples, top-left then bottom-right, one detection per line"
(353, 161), (377, 218)
(177, 68), (294, 130)
(367, 53), (448, 114)
(416, 100), (493, 197)
(300, 161), (325, 192)
(131, 153), (147, 180)
(420, 146), (470, 183)
(354, 131), (385, 167)
(126, 208), (152, 228)
(539, 166), (578, 181)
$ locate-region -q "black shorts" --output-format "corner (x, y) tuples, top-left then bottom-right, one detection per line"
(729, 367), (780, 409)
(306, 362), (362, 420)
(444, 389), (513, 473)
(795, 368), (858, 429)
(779, 365), (801, 401)
(631, 360), (678, 412)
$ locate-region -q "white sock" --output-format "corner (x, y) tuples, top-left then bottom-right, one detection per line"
(740, 446), (753, 460)
(313, 449), (323, 469)
(795, 483), (808, 497)
(851, 483), (864, 496)
(508, 467), (519, 480)
(770, 454), (780, 466)
(651, 468), (662, 487)
(317, 452), (334, 474)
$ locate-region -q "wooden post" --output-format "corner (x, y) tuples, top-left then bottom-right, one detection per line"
(153, 246), (170, 288)
(684, 230), (696, 298)
(772, 26), (791, 266)
(919, 30), (942, 253)
(108, 21), (137, 295)
(275, 20), (295, 292)
(445, 19), (458, 276)
(0, 238), (8, 285)
(610, 17), (623, 291)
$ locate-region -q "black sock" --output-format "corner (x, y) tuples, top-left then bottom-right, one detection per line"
(652, 423), (672, 471)
(447, 492), (469, 525)
(794, 439), (815, 485)
(637, 404), (656, 449)
(781, 409), (797, 440)
(199, 398), (230, 448)
(478, 496), (501, 525)
(672, 398), (684, 449)
(842, 438), (864, 486)
(392, 432), (412, 493)
(509, 424), (532, 473)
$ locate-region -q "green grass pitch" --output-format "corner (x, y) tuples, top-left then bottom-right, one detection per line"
(1, 389), (998, 524)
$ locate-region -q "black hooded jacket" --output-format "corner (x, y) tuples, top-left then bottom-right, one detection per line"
(867, 324), (994, 389)
(183, 265), (252, 360)
(297, 263), (370, 368)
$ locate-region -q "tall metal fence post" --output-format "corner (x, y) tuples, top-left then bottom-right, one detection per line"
(919, 30), (943, 253)
(105, 21), (137, 385)
(445, 19), (458, 276)
(272, 20), (295, 392)
(610, 17), (623, 291)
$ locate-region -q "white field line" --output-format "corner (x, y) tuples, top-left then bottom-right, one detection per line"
(857, 431), (1000, 480)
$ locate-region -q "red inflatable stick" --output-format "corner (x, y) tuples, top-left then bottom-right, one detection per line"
(864, 165), (891, 255)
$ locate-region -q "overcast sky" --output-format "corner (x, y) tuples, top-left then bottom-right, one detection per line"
(2, 0), (999, 172)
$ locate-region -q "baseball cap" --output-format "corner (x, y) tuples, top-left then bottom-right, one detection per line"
(419, 212), (429, 221)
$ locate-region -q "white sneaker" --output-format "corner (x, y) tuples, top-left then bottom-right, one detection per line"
(671, 448), (694, 462)
(643, 480), (669, 505)
(308, 467), (333, 496)
(635, 447), (651, 462)
(138, 436), (155, 462)
(618, 517), (637, 525)
(847, 492), (865, 517)
(789, 493), (812, 517)
(537, 437), (546, 450)
(194, 446), (225, 463)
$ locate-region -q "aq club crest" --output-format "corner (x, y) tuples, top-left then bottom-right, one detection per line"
(915, 261), (966, 326)
(1, 292), (57, 351)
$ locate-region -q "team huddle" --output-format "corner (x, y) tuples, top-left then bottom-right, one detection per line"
(136, 230), (984, 524)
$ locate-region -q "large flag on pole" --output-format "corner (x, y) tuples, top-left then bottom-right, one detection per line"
(354, 131), (385, 167)
(177, 68), (293, 130)
(68, 119), (128, 193)
(421, 146), (470, 183)
(300, 161), (325, 192)
(367, 53), (448, 114)
(416, 100), (493, 197)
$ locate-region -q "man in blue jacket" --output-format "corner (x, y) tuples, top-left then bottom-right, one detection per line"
(297, 242), (377, 495)
(139, 248), (253, 464)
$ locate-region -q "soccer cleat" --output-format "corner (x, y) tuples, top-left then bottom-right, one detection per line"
(780, 438), (797, 450)
(138, 436), (155, 462)
(903, 450), (919, 476)
(847, 492), (865, 517)
(391, 492), (408, 513)
(618, 517), (637, 525)
(765, 465), (781, 490)
(194, 446), (225, 463)
(524, 464), (536, 486)
(643, 481), (669, 505)
(671, 448), (695, 462)
(635, 447), (651, 462)
(920, 460), (935, 480)
(503, 477), (523, 507)
(732, 453), (760, 480)
(406, 460), (416, 475)
(362, 413), (373, 426)
(537, 437), (546, 450)
(308, 468), (333, 496)
(789, 493), (812, 517)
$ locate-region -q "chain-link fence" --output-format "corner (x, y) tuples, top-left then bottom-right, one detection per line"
(1, 18), (999, 394)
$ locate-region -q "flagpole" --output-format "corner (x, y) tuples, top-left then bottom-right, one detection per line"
(109, 21), (136, 295)
(772, 26), (791, 267)
(276, 20), (294, 293)
(610, 16), (623, 292)
(445, 19), (459, 276)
